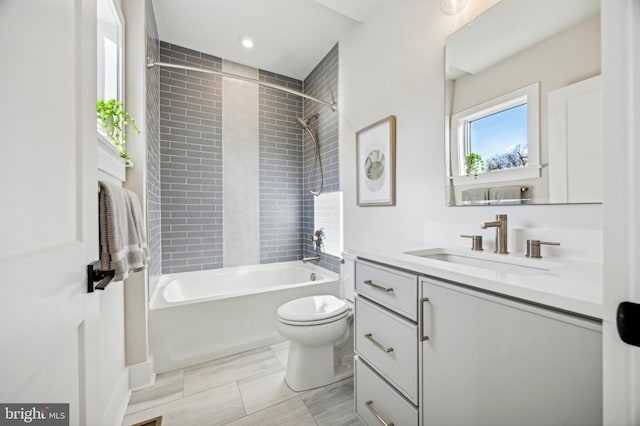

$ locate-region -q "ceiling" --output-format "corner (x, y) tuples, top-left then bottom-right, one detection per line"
(152, 0), (385, 80)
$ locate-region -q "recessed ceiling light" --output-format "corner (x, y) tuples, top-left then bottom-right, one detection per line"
(239, 36), (255, 49)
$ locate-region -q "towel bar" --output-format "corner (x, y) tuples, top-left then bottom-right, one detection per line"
(87, 260), (115, 292)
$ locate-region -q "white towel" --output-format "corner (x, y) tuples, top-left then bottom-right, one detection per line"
(461, 187), (490, 205)
(99, 181), (149, 281)
(489, 186), (525, 205)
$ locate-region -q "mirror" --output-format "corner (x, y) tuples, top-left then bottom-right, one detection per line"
(445, 0), (601, 206)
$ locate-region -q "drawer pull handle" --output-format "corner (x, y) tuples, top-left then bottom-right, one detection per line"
(363, 280), (394, 292)
(420, 297), (430, 341)
(365, 400), (394, 426)
(364, 333), (394, 353)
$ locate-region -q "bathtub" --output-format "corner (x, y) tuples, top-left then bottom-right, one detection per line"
(149, 261), (339, 373)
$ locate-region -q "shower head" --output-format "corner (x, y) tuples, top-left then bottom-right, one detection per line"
(296, 114), (319, 130)
(296, 117), (309, 130)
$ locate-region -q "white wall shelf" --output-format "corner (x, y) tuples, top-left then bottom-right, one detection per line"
(98, 132), (126, 184)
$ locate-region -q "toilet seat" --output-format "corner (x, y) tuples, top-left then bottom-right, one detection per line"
(278, 310), (350, 326)
(277, 295), (349, 326)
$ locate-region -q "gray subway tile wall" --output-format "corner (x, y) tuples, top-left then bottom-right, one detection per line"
(302, 44), (341, 273)
(146, 0), (162, 285)
(258, 70), (304, 264)
(159, 42), (224, 273)
(153, 42), (339, 274)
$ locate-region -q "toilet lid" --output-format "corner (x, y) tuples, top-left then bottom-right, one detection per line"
(277, 295), (348, 323)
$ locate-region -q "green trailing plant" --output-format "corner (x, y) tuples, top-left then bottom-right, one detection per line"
(97, 99), (140, 165)
(464, 152), (485, 177)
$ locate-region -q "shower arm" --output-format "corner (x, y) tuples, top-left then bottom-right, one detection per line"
(147, 59), (337, 112)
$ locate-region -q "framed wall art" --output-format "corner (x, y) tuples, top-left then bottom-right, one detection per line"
(356, 115), (396, 206)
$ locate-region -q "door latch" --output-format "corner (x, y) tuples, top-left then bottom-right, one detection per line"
(617, 301), (640, 347)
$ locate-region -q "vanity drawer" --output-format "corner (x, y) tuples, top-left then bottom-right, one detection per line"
(355, 296), (418, 403)
(355, 260), (418, 320)
(355, 357), (418, 426)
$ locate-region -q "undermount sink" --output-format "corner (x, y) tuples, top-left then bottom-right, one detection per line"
(404, 249), (555, 275)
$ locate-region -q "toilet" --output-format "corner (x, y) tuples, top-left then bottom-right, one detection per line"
(276, 255), (355, 391)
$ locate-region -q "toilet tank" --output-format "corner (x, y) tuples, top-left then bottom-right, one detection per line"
(340, 252), (356, 302)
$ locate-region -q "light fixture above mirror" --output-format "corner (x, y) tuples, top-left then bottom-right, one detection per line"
(440, 0), (468, 15)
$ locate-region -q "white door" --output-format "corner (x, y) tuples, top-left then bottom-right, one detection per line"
(0, 1), (100, 425)
(548, 75), (602, 204)
(602, 0), (640, 424)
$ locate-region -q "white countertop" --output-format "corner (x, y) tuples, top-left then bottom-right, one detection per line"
(347, 245), (603, 320)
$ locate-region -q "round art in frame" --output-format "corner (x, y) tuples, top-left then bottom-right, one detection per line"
(364, 149), (385, 192)
(356, 115), (396, 206)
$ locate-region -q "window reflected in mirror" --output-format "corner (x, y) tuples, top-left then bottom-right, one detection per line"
(470, 104), (528, 172)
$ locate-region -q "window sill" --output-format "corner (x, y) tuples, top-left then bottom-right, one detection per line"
(98, 132), (126, 183)
(450, 164), (541, 185)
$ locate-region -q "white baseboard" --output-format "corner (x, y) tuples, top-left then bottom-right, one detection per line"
(128, 357), (156, 391)
(103, 369), (131, 426)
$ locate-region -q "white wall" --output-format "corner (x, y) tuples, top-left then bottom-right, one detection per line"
(122, 0), (155, 389)
(339, 0), (603, 253)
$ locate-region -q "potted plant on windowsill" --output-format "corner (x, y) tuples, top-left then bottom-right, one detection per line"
(464, 152), (485, 178)
(97, 99), (140, 166)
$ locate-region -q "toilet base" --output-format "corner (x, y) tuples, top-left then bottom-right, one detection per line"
(284, 341), (353, 391)
(285, 342), (333, 391)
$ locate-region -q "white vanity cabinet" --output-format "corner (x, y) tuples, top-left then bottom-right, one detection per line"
(353, 257), (603, 426)
(355, 296), (418, 402)
(355, 260), (418, 320)
(355, 358), (419, 426)
(354, 260), (420, 425)
(420, 277), (603, 425)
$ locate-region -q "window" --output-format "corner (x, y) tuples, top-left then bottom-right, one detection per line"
(96, 0), (126, 178)
(313, 192), (343, 258)
(97, 0), (123, 115)
(450, 83), (540, 183)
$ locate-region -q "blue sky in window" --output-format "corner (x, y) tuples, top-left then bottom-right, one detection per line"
(469, 104), (528, 160)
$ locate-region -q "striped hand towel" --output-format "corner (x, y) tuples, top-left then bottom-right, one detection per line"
(99, 181), (149, 281)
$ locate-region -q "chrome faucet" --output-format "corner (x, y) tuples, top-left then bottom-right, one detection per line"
(302, 256), (321, 263)
(481, 214), (509, 254)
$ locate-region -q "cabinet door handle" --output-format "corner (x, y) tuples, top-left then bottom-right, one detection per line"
(365, 400), (394, 426)
(420, 297), (430, 341)
(364, 333), (394, 353)
(363, 280), (394, 292)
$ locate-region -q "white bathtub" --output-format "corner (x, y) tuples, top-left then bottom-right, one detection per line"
(149, 261), (339, 373)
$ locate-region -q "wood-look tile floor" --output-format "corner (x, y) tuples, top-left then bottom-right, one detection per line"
(123, 342), (363, 426)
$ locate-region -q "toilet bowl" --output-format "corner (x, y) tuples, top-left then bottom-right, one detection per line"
(276, 294), (354, 391)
